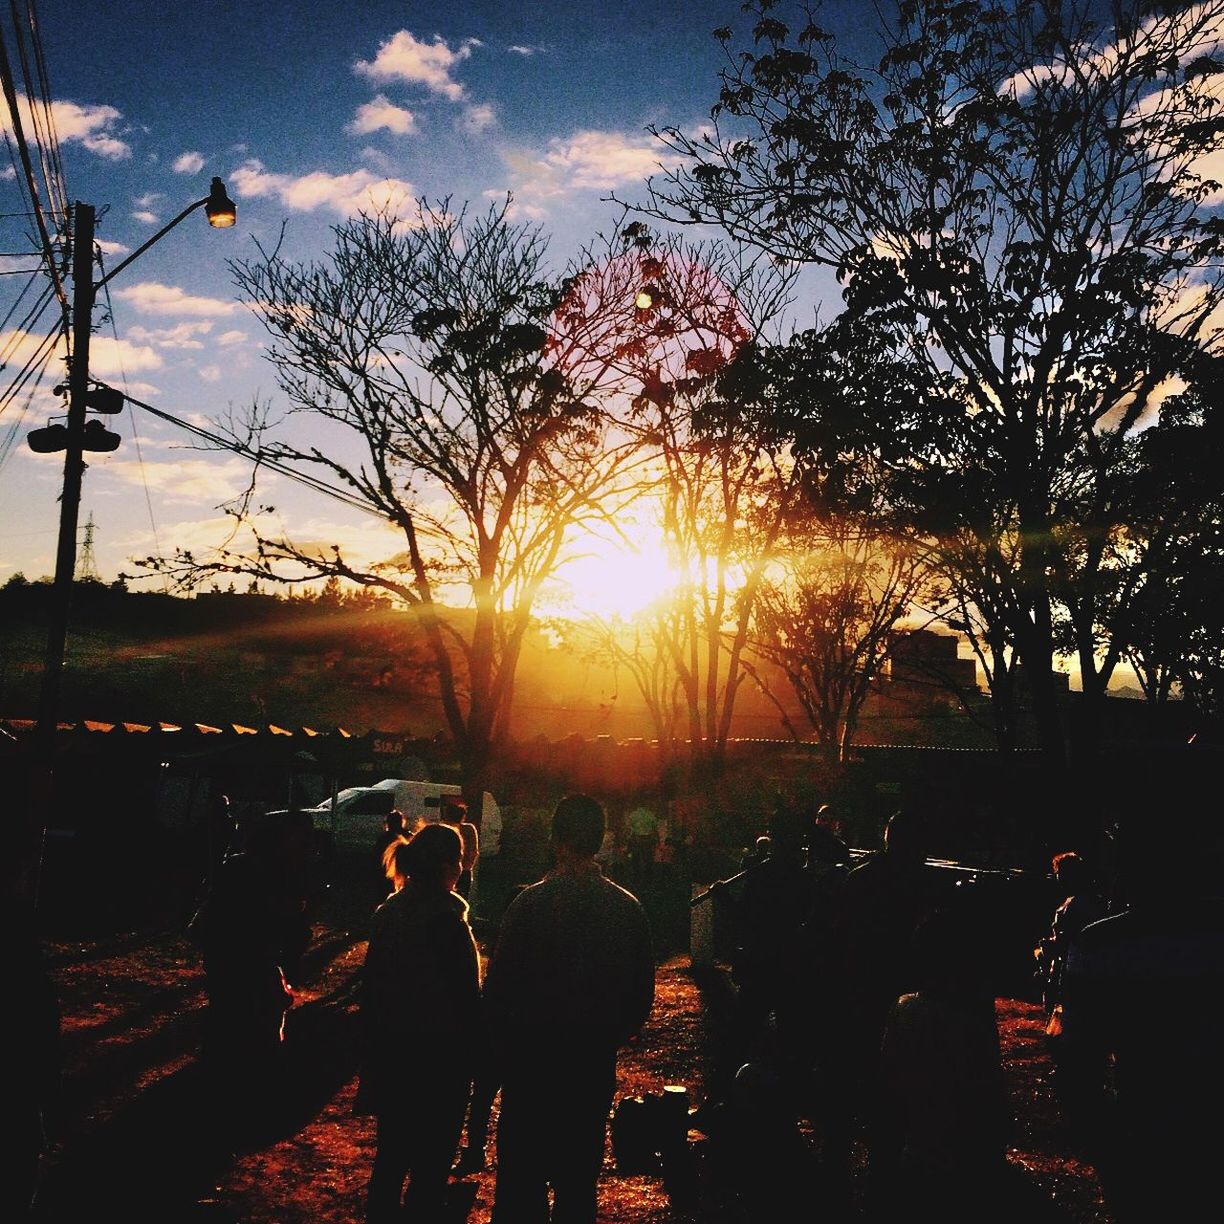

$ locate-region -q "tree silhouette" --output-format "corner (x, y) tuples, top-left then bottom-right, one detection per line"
(647, 0), (1224, 766)
(144, 200), (639, 802)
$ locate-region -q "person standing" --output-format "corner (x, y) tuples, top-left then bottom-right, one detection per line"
(484, 794), (654, 1224)
(1059, 820), (1224, 1223)
(625, 798), (659, 894)
(440, 800), (480, 899)
(359, 823), (481, 1224)
(821, 808), (940, 1207)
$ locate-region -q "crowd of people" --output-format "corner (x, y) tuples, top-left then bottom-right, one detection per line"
(17, 780), (1224, 1223)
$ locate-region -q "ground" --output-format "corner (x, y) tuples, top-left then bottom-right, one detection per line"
(32, 873), (1112, 1223)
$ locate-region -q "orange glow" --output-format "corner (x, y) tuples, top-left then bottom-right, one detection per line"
(552, 526), (683, 619)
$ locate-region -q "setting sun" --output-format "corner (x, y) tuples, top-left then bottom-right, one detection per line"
(552, 530), (682, 620)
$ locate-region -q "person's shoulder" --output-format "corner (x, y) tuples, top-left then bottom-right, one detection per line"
(501, 876), (550, 917)
(598, 871), (647, 907)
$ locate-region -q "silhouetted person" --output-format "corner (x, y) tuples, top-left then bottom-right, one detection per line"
(821, 808), (939, 1205)
(375, 811), (408, 904)
(1060, 819), (1224, 1223)
(809, 803), (852, 868)
(717, 807), (814, 1104)
(206, 791), (235, 886)
(1034, 851), (1105, 1015)
(876, 905), (1009, 1223)
(359, 823), (480, 1224)
(440, 800), (479, 899)
(484, 794), (654, 1224)
(193, 814), (299, 1125)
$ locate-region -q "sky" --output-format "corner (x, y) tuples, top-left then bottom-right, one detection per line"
(0, 0), (868, 614)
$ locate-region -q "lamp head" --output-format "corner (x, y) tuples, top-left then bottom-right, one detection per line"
(205, 177), (236, 228)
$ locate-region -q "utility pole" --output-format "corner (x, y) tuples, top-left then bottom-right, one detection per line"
(27, 180), (234, 882)
(35, 200), (93, 755)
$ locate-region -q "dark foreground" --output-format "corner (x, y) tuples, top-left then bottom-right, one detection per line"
(31, 893), (1112, 1224)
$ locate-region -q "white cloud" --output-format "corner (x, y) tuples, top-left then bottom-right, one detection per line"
(112, 379), (161, 399)
(89, 334), (162, 375)
(230, 158), (417, 217)
(461, 102), (496, 134)
(96, 238), (131, 257)
(0, 254), (43, 274)
(359, 146), (397, 173)
(198, 364), (222, 382)
(0, 95), (132, 160)
(0, 165), (15, 180)
(173, 151), (206, 174)
(135, 192), (163, 209)
(103, 456), (253, 506)
(483, 188), (547, 221)
(217, 329), (247, 346)
(497, 130), (677, 213)
(132, 210), (158, 224)
(0, 327), (64, 372)
(348, 94), (417, 136)
(126, 320), (215, 350)
(114, 281), (238, 318)
(508, 45), (539, 56)
(355, 30), (480, 100)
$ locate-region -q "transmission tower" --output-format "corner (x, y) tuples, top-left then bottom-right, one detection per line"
(78, 513), (101, 581)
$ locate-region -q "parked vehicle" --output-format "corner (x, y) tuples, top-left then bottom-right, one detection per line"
(306, 779), (501, 856)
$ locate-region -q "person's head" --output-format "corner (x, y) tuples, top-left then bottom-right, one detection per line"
(385, 810), (405, 836)
(388, 823), (463, 893)
(440, 798), (469, 827)
(883, 809), (926, 865)
(1051, 851), (1092, 895)
(814, 803), (843, 836)
(768, 805), (807, 853)
(807, 822), (851, 866)
(551, 794), (606, 861)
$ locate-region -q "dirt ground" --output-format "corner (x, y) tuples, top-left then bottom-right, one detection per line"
(33, 884), (1112, 1224)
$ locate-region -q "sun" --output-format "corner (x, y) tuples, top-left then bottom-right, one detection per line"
(551, 530), (683, 621)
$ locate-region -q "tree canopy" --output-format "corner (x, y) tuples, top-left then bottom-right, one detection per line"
(146, 200), (642, 799)
(648, 0), (1224, 763)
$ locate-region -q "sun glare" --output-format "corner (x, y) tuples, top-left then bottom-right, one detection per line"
(555, 534), (683, 620)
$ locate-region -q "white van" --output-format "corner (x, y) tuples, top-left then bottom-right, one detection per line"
(307, 779), (501, 855)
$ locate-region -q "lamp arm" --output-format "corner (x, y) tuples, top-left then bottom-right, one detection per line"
(93, 195), (208, 292)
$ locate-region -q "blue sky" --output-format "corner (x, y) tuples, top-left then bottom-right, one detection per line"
(0, 2), (874, 603)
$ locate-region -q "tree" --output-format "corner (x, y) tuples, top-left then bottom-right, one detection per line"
(146, 200), (638, 802)
(748, 515), (936, 761)
(645, 0), (1224, 767)
(549, 223), (800, 778)
(1112, 372), (1224, 726)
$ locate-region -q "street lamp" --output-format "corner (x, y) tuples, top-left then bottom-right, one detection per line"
(31, 181), (236, 808)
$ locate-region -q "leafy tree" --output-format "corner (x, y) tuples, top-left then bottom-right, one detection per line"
(145, 200), (638, 802)
(748, 515), (937, 761)
(1112, 373), (1224, 725)
(550, 223), (799, 777)
(647, 0), (1224, 765)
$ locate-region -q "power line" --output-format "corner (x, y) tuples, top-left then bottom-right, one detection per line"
(113, 385), (388, 519)
(0, 24), (65, 309)
(19, 2), (67, 222)
(97, 272), (166, 589)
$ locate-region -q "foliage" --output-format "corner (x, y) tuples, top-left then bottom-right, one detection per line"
(550, 221), (800, 777)
(748, 513), (937, 760)
(140, 199), (640, 796)
(646, 0), (1224, 763)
